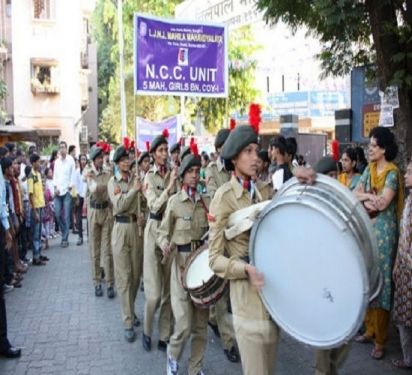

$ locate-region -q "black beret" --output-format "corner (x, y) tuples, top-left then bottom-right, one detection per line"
(258, 149), (270, 163)
(179, 154), (201, 178)
(137, 151), (150, 165)
(215, 128), (230, 149)
(180, 146), (191, 160)
(221, 126), (259, 170)
(113, 146), (129, 163)
(89, 146), (103, 161)
(170, 143), (180, 154)
(150, 135), (168, 153)
(314, 156), (338, 174)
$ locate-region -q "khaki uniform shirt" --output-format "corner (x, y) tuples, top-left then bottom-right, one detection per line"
(108, 172), (139, 217)
(209, 175), (271, 321)
(84, 163), (112, 205)
(205, 158), (230, 197)
(157, 189), (210, 249)
(144, 164), (178, 216)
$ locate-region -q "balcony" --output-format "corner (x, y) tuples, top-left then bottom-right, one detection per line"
(31, 80), (59, 95)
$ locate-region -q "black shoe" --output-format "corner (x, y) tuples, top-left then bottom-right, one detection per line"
(76, 238), (83, 246)
(133, 314), (141, 327)
(124, 328), (136, 343)
(158, 340), (168, 352)
(40, 255), (49, 261)
(0, 346), (22, 358)
(95, 284), (103, 297)
(142, 334), (151, 352)
(107, 286), (115, 299)
(33, 259), (46, 266)
(224, 346), (240, 363)
(208, 321), (220, 338)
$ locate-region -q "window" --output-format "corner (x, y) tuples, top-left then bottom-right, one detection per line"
(33, 0), (54, 20)
(30, 58), (59, 95)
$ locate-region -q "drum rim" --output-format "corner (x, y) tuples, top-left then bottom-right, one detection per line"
(249, 175), (379, 348)
(182, 243), (213, 291)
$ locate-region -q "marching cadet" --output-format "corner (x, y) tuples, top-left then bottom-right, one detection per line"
(84, 145), (115, 298)
(108, 145), (144, 342)
(157, 144), (210, 375)
(208, 124), (315, 375)
(205, 128), (240, 363)
(143, 129), (178, 352)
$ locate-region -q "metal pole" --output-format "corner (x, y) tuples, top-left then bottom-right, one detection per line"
(117, 0), (127, 138)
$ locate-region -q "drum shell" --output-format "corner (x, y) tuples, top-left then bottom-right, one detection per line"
(182, 245), (228, 309)
(250, 175), (380, 349)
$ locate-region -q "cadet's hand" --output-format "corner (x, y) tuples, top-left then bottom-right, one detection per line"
(137, 213), (145, 226)
(5, 229), (12, 250)
(294, 167), (316, 185)
(167, 167), (178, 191)
(245, 264), (265, 291)
(161, 243), (172, 258)
(134, 176), (142, 192)
(113, 185), (121, 195)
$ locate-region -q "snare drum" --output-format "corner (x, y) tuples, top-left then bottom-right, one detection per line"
(250, 174), (381, 349)
(182, 244), (227, 309)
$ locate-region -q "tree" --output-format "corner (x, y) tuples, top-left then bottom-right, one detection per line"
(196, 26), (260, 133)
(257, 0), (412, 169)
(92, 0), (181, 143)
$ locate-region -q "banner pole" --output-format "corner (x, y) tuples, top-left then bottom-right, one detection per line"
(180, 96), (185, 137)
(118, 0), (127, 138)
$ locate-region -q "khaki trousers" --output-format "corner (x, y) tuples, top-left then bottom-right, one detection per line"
(314, 344), (350, 375)
(88, 207), (114, 286)
(168, 252), (209, 375)
(209, 289), (235, 349)
(112, 221), (143, 328)
(143, 218), (173, 341)
(233, 315), (279, 375)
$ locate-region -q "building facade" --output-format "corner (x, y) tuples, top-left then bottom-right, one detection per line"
(0, 0), (97, 149)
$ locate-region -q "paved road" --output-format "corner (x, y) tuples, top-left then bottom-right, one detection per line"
(0, 232), (406, 374)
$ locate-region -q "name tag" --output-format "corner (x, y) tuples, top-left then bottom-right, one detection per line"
(183, 216), (191, 221)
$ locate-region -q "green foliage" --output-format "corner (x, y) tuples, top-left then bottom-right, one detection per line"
(196, 26), (260, 133)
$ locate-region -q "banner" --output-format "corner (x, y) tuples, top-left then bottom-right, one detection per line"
(135, 115), (181, 150)
(134, 14), (228, 97)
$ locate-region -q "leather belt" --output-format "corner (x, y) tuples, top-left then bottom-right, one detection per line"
(149, 212), (163, 221)
(115, 215), (137, 223)
(177, 240), (204, 253)
(90, 201), (109, 209)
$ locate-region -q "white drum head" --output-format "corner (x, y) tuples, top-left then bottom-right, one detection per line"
(185, 249), (214, 289)
(252, 199), (368, 349)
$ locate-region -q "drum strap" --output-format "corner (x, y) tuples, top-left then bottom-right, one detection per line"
(198, 197), (209, 216)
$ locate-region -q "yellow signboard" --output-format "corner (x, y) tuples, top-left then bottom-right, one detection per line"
(363, 104), (380, 138)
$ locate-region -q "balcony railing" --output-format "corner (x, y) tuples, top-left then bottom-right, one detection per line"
(31, 82), (59, 95)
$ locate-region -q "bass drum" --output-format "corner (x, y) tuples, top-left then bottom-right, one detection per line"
(250, 174), (381, 349)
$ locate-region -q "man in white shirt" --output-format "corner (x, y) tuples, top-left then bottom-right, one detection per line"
(53, 141), (75, 247)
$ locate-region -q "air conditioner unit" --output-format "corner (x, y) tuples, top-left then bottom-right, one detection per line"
(81, 125), (88, 144)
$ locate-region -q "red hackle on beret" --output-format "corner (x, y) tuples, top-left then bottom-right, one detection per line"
(162, 128), (169, 138)
(248, 103), (261, 134)
(331, 139), (340, 161)
(229, 118), (236, 131)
